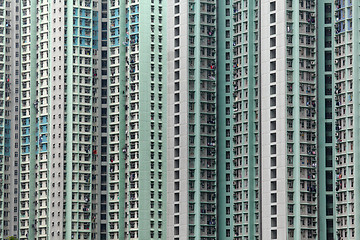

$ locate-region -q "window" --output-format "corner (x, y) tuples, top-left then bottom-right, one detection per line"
(270, 37), (276, 47)
(174, 60), (180, 69)
(270, 13), (276, 23)
(174, 5), (179, 14)
(270, 1), (276, 11)
(270, 25), (276, 35)
(175, 16), (179, 25)
(175, 71), (179, 80)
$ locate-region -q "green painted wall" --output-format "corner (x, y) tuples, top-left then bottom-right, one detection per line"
(216, 0), (234, 238)
(317, 1), (335, 239)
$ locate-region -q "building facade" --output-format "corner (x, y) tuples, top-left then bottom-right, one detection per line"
(317, 0), (336, 239)
(18, 0), (168, 239)
(107, 0), (167, 239)
(260, 0), (318, 239)
(333, 0), (359, 239)
(3, 0), (21, 238)
(0, 0), (359, 240)
(167, 0), (218, 239)
(20, 0), (102, 239)
(233, 0), (260, 238)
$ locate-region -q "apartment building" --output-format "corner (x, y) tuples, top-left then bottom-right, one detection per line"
(167, 0), (218, 239)
(167, 1), (317, 240)
(108, 0), (167, 239)
(0, 0), (358, 240)
(333, 0), (358, 239)
(19, 0), (102, 239)
(232, 0), (260, 239)
(259, 0), (318, 239)
(317, 1), (336, 239)
(2, 0), (21, 238)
